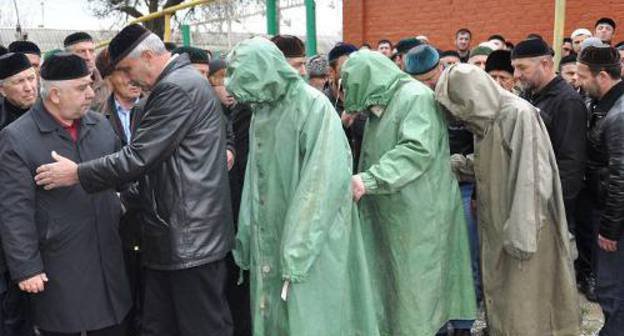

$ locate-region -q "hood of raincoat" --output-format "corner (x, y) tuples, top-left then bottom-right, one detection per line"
(226, 36), (303, 104)
(340, 50), (412, 113)
(435, 63), (513, 137)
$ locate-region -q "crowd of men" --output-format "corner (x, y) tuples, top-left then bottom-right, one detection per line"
(0, 14), (622, 336)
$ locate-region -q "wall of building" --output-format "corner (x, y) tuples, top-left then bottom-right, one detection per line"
(343, 0), (624, 50)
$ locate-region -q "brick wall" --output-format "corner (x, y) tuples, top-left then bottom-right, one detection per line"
(343, 0), (624, 50)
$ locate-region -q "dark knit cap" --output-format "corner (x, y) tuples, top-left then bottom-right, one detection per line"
(395, 37), (422, 54)
(511, 39), (554, 59)
(440, 50), (460, 59)
(108, 24), (152, 66)
(616, 41), (624, 51)
(0, 45), (7, 56)
(271, 35), (305, 58)
(164, 42), (177, 52)
(0, 53), (33, 80)
(40, 52), (90, 81)
(578, 45), (621, 68)
(485, 50), (514, 74)
(404, 45), (439, 75)
(8, 40), (41, 56)
(172, 46), (210, 64)
(559, 54), (578, 67)
(328, 43), (358, 63)
(596, 17), (616, 29)
(63, 32), (93, 48)
(95, 48), (114, 78)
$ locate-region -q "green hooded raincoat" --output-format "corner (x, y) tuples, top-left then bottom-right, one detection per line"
(341, 51), (477, 336)
(226, 37), (378, 336)
(436, 64), (580, 335)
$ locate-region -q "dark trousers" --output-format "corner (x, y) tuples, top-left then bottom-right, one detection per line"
(2, 278), (33, 336)
(123, 248), (143, 336)
(574, 188), (596, 278)
(40, 322), (126, 336)
(225, 254), (251, 336)
(142, 259), (233, 336)
(592, 210), (624, 335)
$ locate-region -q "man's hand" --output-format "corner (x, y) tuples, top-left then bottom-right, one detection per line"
(19, 273), (48, 294)
(341, 111), (355, 128)
(34, 151), (79, 190)
(351, 175), (366, 202)
(227, 150), (235, 171)
(599, 234), (618, 252)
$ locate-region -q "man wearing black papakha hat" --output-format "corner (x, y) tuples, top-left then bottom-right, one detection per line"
(271, 35), (307, 76)
(559, 54), (580, 90)
(34, 24), (234, 336)
(577, 44), (624, 335)
(512, 38), (587, 241)
(0, 53), (38, 129)
(65, 32), (109, 112)
(0, 52), (131, 336)
(8, 40), (41, 74)
(0, 52), (39, 336)
(485, 49), (516, 92)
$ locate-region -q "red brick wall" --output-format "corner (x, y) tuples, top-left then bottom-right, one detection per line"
(343, 0), (624, 50)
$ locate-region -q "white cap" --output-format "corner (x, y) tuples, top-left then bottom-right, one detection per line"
(571, 28), (593, 39)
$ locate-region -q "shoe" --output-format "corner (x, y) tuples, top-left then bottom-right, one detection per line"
(583, 273), (598, 303)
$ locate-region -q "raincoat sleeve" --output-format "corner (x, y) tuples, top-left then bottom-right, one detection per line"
(359, 92), (437, 194)
(502, 108), (541, 260)
(0, 132), (44, 281)
(280, 96), (352, 283)
(233, 159), (253, 271)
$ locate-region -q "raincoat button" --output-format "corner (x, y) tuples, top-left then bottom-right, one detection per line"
(262, 265), (271, 273)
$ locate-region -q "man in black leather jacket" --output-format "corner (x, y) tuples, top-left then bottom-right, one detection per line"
(34, 25), (234, 336)
(578, 45), (624, 336)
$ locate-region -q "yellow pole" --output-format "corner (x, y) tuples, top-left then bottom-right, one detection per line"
(553, 0), (566, 69)
(164, 14), (172, 42)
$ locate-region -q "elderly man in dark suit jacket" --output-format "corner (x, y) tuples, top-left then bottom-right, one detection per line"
(0, 53), (131, 336)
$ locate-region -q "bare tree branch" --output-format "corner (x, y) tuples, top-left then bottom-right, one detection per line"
(116, 5), (145, 18)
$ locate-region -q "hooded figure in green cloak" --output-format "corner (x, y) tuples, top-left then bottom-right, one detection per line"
(226, 37), (378, 336)
(435, 63), (580, 335)
(342, 50), (477, 335)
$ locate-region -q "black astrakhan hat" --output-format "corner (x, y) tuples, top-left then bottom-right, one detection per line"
(172, 46), (210, 64)
(108, 24), (152, 66)
(8, 40), (41, 56)
(596, 17), (616, 30)
(511, 38), (554, 59)
(63, 32), (93, 48)
(270, 35), (306, 58)
(559, 54), (577, 66)
(0, 53), (33, 80)
(0, 45), (7, 56)
(40, 52), (90, 81)
(485, 50), (514, 74)
(578, 45), (621, 68)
